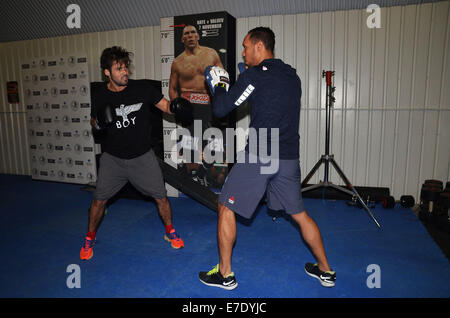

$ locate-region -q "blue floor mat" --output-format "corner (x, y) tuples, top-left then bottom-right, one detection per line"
(0, 174), (449, 298)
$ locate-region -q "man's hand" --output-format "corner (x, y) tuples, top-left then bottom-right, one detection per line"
(204, 65), (230, 96)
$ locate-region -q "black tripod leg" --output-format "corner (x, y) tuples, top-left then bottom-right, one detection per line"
(329, 158), (381, 229)
(301, 157), (324, 188)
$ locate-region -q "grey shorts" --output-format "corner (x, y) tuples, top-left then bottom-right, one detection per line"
(94, 149), (167, 201)
(219, 151), (305, 219)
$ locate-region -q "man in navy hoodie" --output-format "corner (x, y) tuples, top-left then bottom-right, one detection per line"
(200, 27), (336, 290)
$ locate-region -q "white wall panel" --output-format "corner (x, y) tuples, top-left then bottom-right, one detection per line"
(0, 2), (449, 201)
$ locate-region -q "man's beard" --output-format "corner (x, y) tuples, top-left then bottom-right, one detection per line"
(111, 74), (128, 86)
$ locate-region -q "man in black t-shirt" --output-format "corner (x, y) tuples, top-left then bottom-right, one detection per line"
(80, 46), (184, 261)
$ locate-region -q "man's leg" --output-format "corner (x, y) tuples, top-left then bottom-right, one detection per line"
(88, 199), (107, 233)
(126, 149), (184, 249)
(199, 151), (265, 290)
(198, 202), (238, 290)
(218, 203), (236, 277)
(291, 210), (336, 287)
(155, 196), (184, 249)
(291, 210), (331, 272)
(81, 151), (130, 260)
(155, 197), (173, 226)
(80, 199), (107, 260)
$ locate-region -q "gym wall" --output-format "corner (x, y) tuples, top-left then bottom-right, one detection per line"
(0, 1), (449, 201)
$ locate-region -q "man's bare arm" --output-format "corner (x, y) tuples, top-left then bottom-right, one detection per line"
(212, 49), (224, 68)
(169, 61), (179, 101)
(155, 97), (172, 114)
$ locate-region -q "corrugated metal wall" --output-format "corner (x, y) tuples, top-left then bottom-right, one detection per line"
(0, 2), (449, 200)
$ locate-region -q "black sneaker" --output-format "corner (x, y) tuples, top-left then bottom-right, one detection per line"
(304, 263), (336, 287)
(199, 264), (238, 290)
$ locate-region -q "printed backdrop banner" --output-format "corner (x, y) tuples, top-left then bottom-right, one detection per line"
(161, 11), (236, 197)
(21, 53), (97, 184)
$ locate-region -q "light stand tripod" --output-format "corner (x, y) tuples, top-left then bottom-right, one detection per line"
(301, 71), (381, 229)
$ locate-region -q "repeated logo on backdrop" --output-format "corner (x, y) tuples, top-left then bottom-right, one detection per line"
(21, 54), (97, 184)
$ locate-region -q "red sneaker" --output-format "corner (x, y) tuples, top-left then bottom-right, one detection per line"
(80, 236), (95, 260)
(164, 229), (184, 249)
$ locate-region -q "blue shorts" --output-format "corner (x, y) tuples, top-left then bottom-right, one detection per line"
(218, 151), (305, 219)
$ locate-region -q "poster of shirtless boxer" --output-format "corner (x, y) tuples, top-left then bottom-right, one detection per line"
(164, 12), (236, 192)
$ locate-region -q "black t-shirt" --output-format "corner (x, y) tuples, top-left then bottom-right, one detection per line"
(91, 79), (164, 159)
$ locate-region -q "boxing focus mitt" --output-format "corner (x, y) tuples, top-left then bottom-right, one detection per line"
(204, 66), (230, 96)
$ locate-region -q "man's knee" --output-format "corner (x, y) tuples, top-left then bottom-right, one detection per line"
(291, 210), (308, 223)
(155, 197), (169, 206)
(92, 199), (107, 209)
(218, 203), (236, 219)
(293, 210), (306, 216)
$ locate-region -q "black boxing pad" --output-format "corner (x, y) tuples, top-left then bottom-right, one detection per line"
(156, 156), (218, 212)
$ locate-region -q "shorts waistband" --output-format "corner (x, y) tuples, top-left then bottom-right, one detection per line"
(181, 92), (211, 105)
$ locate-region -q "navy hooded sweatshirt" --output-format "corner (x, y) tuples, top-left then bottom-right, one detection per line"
(212, 58), (301, 160)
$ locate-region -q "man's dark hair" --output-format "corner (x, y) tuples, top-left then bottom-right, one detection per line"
(247, 27), (275, 53)
(100, 46), (132, 71)
(183, 24), (199, 34)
